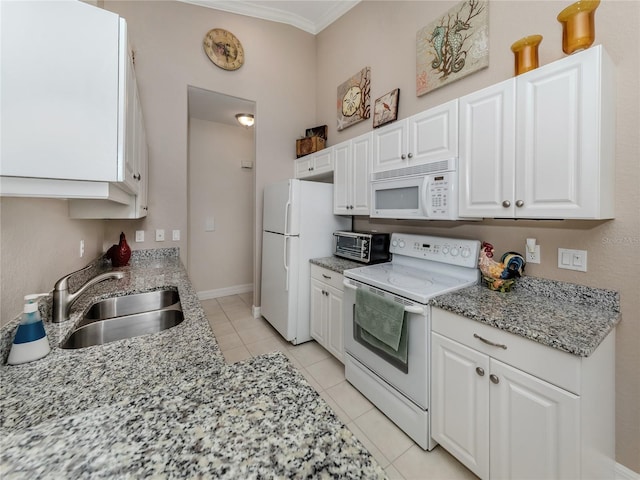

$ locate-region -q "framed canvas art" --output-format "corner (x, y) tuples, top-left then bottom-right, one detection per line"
(416, 0), (489, 96)
(337, 67), (371, 131)
(373, 89), (400, 128)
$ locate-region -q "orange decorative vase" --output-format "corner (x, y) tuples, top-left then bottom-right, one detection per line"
(510, 35), (543, 76)
(557, 0), (600, 54)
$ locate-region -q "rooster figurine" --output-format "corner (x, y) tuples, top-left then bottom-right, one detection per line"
(479, 242), (525, 291)
(105, 232), (131, 267)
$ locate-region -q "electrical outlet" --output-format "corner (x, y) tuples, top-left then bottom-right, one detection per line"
(155, 229), (165, 242)
(79, 240), (85, 258)
(135, 230), (144, 242)
(525, 245), (541, 264)
(172, 229), (180, 241)
(558, 248), (588, 272)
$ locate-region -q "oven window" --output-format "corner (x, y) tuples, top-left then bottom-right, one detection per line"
(335, 236), (362, 258)
(375, 186), (419, 210)
(353, 306), (409, 374)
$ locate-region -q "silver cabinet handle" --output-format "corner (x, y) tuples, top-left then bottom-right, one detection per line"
(322, 274), (331, 279)
(474, 333), (507, 350)
(401, 154), (406, 160)
(516, 200), (524, 208)
(502, 200), (511, 208)
(490, 374), (500, 384)
(476, 367), (485, 377)
(407, 153), (413, 159)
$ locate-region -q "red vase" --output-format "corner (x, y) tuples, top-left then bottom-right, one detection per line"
(106, 232), (131, 267)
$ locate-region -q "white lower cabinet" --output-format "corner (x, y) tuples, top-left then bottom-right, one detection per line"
(431, 307), (615, 480)
(310, 265), (345, 362)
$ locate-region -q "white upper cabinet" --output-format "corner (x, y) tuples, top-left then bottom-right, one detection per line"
(294, 148), (333, 179)
(334, 133), (371, 215)
(459, 46), (615, 219)
(0, 1), (146, 203)
(373, 100), (458, 173)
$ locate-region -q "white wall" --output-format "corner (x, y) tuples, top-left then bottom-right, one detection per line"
(188, 118), (254, 295)
(0, 198), (105, 325)
(316, 0), (640, 471)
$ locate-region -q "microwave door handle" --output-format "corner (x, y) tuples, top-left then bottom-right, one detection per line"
(421, 176), (431, 218)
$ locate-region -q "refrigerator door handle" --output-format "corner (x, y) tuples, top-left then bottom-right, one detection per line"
(284, 200), (291, 235)
(284, 236), (290, 291)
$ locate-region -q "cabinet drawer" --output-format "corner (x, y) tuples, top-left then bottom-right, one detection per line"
(310, 264), (344, 291)
(432, 307), (581, 394)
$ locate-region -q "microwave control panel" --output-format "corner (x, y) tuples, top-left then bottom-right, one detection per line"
(427, 172), (454, 218)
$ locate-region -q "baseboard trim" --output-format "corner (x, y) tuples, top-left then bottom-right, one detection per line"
(197, 284), (253, 300)
(617, 462), (640, 480)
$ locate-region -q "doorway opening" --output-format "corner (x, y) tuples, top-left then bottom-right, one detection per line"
(187, 86), (256, 300)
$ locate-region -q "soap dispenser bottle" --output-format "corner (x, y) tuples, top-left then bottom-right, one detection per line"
(7, 294), (51, 365)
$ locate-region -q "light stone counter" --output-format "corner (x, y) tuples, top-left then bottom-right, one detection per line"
(431, 276), (620, 357)
(0, 249), (386, 479)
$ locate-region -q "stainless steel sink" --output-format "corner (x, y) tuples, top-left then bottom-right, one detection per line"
(60, 309), (184, 349)
(83, 289), (180, 321)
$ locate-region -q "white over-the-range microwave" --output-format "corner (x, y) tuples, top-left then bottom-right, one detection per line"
(370, 158), (471, 221)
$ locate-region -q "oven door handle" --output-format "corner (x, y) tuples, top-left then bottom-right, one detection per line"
(343, 280), (425, 315)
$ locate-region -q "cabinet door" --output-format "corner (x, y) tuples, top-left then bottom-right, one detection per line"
(333, 142), (351, 214)
(309, 278), (326, 344)
(313, 149), (333, 174)
(119, 42), (139, 195)
(432, 333), (490, 479)
(489, 359), (580, 480)
(325, 284), (344, 363)
(459, 80), (516, 218)
(294, 157), (314, 178)
(408, 99), (458, 166)
(1, 1), (120, 181)
(351, 133), (371, 215)
(372, 120), (407, 172)
(515, 47), (604, 218)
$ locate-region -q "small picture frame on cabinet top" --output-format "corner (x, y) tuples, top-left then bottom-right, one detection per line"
(373, 88), (400, 128)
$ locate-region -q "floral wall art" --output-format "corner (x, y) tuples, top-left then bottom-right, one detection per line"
(416, 0), (489, 96)
(337, 67), (371, 131)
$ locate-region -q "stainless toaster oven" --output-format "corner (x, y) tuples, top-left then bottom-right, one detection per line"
(333, 231), (390, 264)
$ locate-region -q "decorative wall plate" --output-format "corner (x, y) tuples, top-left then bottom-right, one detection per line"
(203, 28), (244, 71)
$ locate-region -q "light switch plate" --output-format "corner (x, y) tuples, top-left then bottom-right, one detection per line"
(172, 229), (180, 241)
(155, 229), (165, 242)
(135, 230), (144, 242)
(558, 248), (587, 272)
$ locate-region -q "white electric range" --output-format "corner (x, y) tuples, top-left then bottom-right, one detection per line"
(342, 233), (481, 450)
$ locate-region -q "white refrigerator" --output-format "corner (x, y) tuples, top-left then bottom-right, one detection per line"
(260, 179), (350, 344)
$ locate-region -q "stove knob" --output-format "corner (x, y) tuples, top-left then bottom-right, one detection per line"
(398, 240), (405, 248)
(461, 247), (471, 258)
(391, 240), (398, 247)
(450, 248), (459, 257)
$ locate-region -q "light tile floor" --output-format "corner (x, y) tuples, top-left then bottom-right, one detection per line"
(202, 294), (478, 480)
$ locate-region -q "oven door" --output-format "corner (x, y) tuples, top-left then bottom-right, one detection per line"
(342, 277), (430, 409)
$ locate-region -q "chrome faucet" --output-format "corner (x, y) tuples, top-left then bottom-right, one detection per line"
(52, 266), (125, 323)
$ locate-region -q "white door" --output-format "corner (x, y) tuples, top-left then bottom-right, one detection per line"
(351, 133), (371, 215)
(489, 359), (580, 480)
(408, 99), (458, 166)
(260, 231), (298, 341)
(333, 143), (351, 214)
(372, 119), (407, 172)
(432, 333), (490, 479)
(515, 47), (600, 218)
(263, 179), (298, 235)
(459, 79), (516, 218)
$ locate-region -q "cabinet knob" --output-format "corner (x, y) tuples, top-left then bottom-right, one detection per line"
(133, 173), (141, 181)
(476, 367), (485, 377)
(516, 200), (524, 208)
(407, 153), (413, 159)
(401, 154), (406, 160)
(142, 206), (148, 211)
(490, 374), (500, 384)
(502, 200), (511, 208)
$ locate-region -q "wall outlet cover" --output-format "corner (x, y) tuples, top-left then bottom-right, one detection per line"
(155, 229), (165, 242)
(172, 229), (180, 241)
(135, 230), (144, 242)
(558, 248), (587, 272)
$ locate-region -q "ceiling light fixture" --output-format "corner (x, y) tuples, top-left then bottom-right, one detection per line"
(235, 113), (255, 127)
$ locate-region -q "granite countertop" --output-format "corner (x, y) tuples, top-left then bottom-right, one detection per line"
(310, 256), (368, 274)
(0, 249), (386, 479)
(431, 275), (620, 357)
